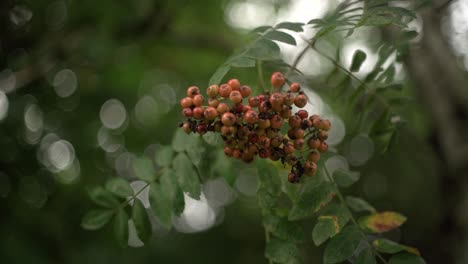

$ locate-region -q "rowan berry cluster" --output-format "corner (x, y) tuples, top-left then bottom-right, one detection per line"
(178, 72), (331, 183)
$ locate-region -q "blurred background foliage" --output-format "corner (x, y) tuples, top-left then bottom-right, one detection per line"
(1, 0), (467, 263)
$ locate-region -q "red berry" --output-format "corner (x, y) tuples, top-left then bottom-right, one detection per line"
(219, 84), (232, 98)
(318, 131), (328, 141)
(269, 92), (284, 110)
(258, 136), (270, 148)
(182, 108), (193, 117)
(304, 161), (317, 176)
(228, 79), (241, 91)
(259, 148), (271, 159)
(289, 82), (301, 93)
(297, 110), (308, 119)
(233, 103), (244, 114)
(243, 105), (252, 113)
(283, 143), (295, 154)
(196, 123), (208, 134)
(221, 112), (237, 126)
(180, 97), (193, 108)
(280, 107), (292, 119)
(258, 101), (270, 113)
(240, 85), (252, 98)
(193, 94), (204, 107)
(229, 90), (243, 104)
(294, 138), (305, 150)
(244, 110), (259, 124)
(186, 86), (200, 98)
(271, 72), (286, 88)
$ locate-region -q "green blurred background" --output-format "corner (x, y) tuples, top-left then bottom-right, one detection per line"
(1, 0), (467, 263)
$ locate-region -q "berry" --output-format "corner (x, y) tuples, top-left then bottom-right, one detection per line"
(193, 94), (204, 107)
(318, 142), (328, 153)
(271, 72), (286, 88)
(304, 161), (317, 176)
(289, 115), (302, 129)
(182, 122), (191, 134)
(321, 119), (331, 131)
(219, 84), (232, 98)
(307, 138), (321, 149)
(186, 86), (200, 98)
(193, 107), (204, 119)
(208, 98), (219, 108)
(297, 110), (308, 119)
(318, 131), (328, 141)
(283, 92), (295, 106)
(182, 108), (193, 117)
(270, 115), (283, 129)
(258, 136), (270, 148)
(294, 94), (307, 108)
(280, 107), (292, 119)
(228, 79), (241, 91)
(258, 119), (271, 129)
(207, 84), (219, 98)
(307, 151), (320, 162)
(294, 138), (305, 150)
(197, 123), (208, 135)
(224, 147), (233, 157)
(217, 103), (230, 114)
(259, 148), (271, 159)
(269, 92), (284, 111)
(240, 85), (252, 98)
(229, 90), (243, 104)
(288, 172), (299, 183)
(244, 110), (259, 124)
(204, 107), (218, 120)
(180, 97), (193, 108)
(290, 82), (301, 93)
(248, 96), (260, 107)
(221, 112), (237, 126)
(284, 143), (295, 155)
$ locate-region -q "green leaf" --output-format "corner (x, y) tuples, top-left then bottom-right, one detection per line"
(265, 238), (301, 263)
(185, 134), (206, 167)
(155, 145), (174, 167)
(105, 178), (133, 198)
(211, 153), (236, 186)
(88, 186), (120, 208)
(160, 169), (185, 216)
(323, 225), (362, 264)
(333, 169), (360, 188)
(312, 204), (351, 246)
(388, 253), (426, 264)
(81, 209), (114, 230)
(209, 64), (231, 85)
(373, 238), (420, 255)
(359, 211), (406, 233)
(133, 156), (156, 181)
(350, 49), (367, 72)
(256, 159), (281, 195)
(356, 248), (376, 264)
(203, 132), (224, 147)
(288, 180), (335, 221)
(257, 188), (279, 212)
(252, 25), (273, 33)
(263, 215), (306, 243)
(172, 129), (191, 152)
(245, 38), (281, 61)
(264, 30), (296, 45)
(275, 22), (304, 32)
(346, 196), (376, 213)
(228, 56), (256, 67)
(173, 152), (201, 199)
(308, 19), (324, 25)
(149, 181), (173, 229)
(132, 199), (152, 243)
(114, 208), (129, 247)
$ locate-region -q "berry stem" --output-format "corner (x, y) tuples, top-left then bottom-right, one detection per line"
(323, 165), (388, 264)
(257, 60), (267, 92)
(285, 37), (318, 78)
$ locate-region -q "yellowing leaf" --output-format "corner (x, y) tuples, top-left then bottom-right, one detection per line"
(359, 211), (406, 233)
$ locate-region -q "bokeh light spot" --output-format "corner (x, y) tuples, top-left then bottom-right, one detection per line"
(53, 69), (78, 98)
(100, 99), (127, 130)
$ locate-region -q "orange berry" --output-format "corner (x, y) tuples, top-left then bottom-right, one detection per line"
(270, 72), (285, 88)
(193, 94), (204, 107)
(270, 114), (283, 129)
(228, 79), (241, 91)
(180, 97), (193, 108)
(229, 90), (243, 104)
(186, 86), (200, 98)
(307, 138), (321, 149)
(221, 112), (237, 126)
(208, 98), (219, 108)
(204, 107), (218, 120)
(248, 96), (260, 107)
(240, 85), (252, 98)
(244, 110), (259, 124)
(307, 151), (320, 162)
(294, 94), (307, 108)
(318, 141), (328, 153)
(289, 82), (301, 93)
(193, 107), (204, 119)
(217, 103), (230, 115)
(219, 84), (232, 98)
